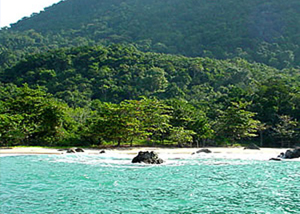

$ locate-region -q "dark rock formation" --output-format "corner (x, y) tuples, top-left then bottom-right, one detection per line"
(293, 147), (300, 157)
(273, 147), (300, 159)
(66, 148), (76, 153)
(244, 143), (260, 150)
(132, 151), (163, 164)
(196, 149), (212, 154)
(283, 148), (300, 159)
(277, 152), (285, 158)
(66, 147), (84, 153)
(269, 158), (281, 161)
(99, 150), (106, 154)
(75, 148), (85, 152)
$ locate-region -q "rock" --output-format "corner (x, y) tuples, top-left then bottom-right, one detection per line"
(66, 147), (84, 153)
(99, 150), (106, 154)
(277, 147), (300, 159)
(285, 150), (294, 159)
(66, 148), (76, 153)
(283, 147), (300, 159)
(244, 143), (260, 150)
(292, 147), (300, 158)
(132, 151), (164, 164)
(269, 158), (281, 161)
(75, 148), (85, 152)
(195, 149), (212, 154)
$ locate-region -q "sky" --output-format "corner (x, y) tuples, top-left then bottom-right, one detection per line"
(0, 0), (62, 28)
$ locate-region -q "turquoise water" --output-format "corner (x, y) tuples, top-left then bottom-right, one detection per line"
(1, 154), (300, 214)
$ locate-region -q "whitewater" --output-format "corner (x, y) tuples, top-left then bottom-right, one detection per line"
(1, 151), (300, 213)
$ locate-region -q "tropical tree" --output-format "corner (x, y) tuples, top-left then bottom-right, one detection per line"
(272, 115), (298, 148)
(169, 127), (195, 147)
(0, 84), (71, 146)
(164, 99), (213, 146)
(215, 101), (260, 144)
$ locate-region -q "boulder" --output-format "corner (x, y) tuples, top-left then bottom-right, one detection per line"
(66, 148), (76, 153)
(99, 150), (106, 154)
(285, 150), (294, 159)
(283, 148), (300, 159)
(66, 147), (84, 153)
(196, 149), (212, 154)
(75, 148), (85, 152)
(132, 151), (163, 164)
(244, 143), (260, 150)
(269, 158), (281, 161)
(292, 147), (300, 158)
(277, 152), (285, 158)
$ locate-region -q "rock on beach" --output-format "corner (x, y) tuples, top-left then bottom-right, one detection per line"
(132, 151), (164, 164)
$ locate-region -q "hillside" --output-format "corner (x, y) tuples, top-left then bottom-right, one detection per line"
(0, 45), (283, 104)
(1, 45), (299, 147)
(1, 1), (300, 147)
(2, 0), (300, 69)
(1, 44), (299, 117)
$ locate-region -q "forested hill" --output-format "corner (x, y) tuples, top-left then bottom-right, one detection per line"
(3, 0), (300, 69)
(1, 44), (299, 120)
(1, 45), (300, 147)
(1, 1), (300, 148)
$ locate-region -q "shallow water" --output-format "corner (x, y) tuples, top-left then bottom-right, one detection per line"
(1, 154), (300, 213)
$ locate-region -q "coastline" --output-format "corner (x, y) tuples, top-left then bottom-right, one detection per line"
(0, 147), (292, 160)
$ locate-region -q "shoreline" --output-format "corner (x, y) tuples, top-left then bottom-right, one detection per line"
(0, 147), (292, 160)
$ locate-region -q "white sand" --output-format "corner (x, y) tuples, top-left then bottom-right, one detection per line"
(0, 146), (289, 159)
(2, 147), (300, 161)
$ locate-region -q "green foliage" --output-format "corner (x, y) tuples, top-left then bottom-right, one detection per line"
(169, 127), (195, 148)
(0, 84), (74, 146)
(83, 98), (172, 146)
(1, 45), (287, 106)
(1, 44), (299, 147)
(215, 101), (260, 144)
(164, 99), (213, 144)
(272, 115), (298, 148)
(1, 0), (300, 69)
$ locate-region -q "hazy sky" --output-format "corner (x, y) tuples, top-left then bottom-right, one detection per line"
(0, 0), (62, 27)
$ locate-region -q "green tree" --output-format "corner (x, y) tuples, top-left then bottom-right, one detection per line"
(142, 67), (168, 94)
(0, 84), (71, 146)
(273, 115), (298, 148)
(136, 98), (172, 145)
(215, 101), (260, 144)
(169, 127), (195, 147)
(86, 100), (149, 146)
(164, 99), (213, 146)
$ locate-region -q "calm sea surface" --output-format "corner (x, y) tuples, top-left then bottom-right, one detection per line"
(1, 154), (300, 214)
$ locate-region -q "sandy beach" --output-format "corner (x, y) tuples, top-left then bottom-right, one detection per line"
(0, 147), (293, 160)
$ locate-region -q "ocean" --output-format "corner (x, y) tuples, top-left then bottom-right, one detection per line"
(1, 153), (299, 213)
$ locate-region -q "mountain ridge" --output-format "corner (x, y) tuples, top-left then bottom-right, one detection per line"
(4, 0), (300, 69)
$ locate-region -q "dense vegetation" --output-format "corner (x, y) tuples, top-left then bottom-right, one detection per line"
(0, 0), (300, 148)
(1, 0), (300, 69)
(1, 45), (299, 147)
